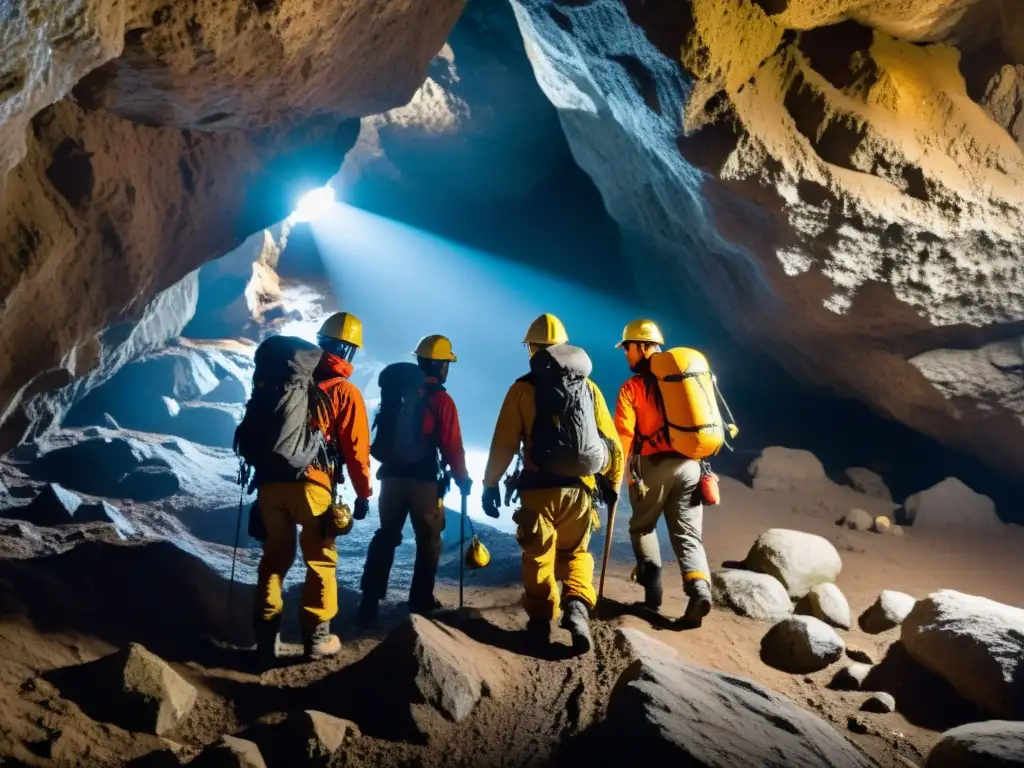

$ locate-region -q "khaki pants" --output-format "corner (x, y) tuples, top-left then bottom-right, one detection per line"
(360, 478), (445, 605)
(256, 482), (336, 633)
(515, 487), (598, 620)
(628, 455), (709, 585)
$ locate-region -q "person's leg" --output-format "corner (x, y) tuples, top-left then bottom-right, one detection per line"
(628, 456), (676, 609)
(661, 458), (711, 625)
(291, 483), (339, 656)
(253, 484), (298, 659)
(515, 488), (561, 643)
(407, 480), (446, 613)
(358, 478), (410, 624)
(552, 487), (597, 653)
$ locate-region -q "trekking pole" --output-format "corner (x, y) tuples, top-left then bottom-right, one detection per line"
(228, 489), (244, 635)
(459, 491), (467, 609)
(598, 498), (618, 612)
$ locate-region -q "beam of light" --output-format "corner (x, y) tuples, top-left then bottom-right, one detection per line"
(290, 185), (337, 223)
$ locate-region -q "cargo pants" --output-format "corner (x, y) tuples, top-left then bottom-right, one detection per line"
(360, 478), (445, 606)
(515, 487), (598, 620)
(256, 482), (337, 634)
(628, 454), (710, 587)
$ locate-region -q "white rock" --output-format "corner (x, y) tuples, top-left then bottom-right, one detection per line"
(744, 529), (842, 599)
(830, 662), (873, 691)
(843, 468), (893, 501)
(748, 447), (827, 492)
(926, 720), (1024, 767)
(710, 568), (793, 622)
(859, 590), (916, 634)
(904, 477), (1002, 529)
(902, 590), (1024, 718)
(838, 508), (874, 532)
(861, 692), (896, 713)
(761, 616), (845, 674)
(805, 583), (852, 629)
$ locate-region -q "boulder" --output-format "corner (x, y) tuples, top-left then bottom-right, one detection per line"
(19, 484), (84, 526)
(843, 468), (893, 502)
(859, 591), (917, 634)
(903, 478), (1002, 530)
(761, 616), (845, 674)
(710, 568), (792, 622)
(802, 583), (852, 630)
(873, 516), (892, 534)
(748, 447), (827, 492)
(831, 663), (873, 691)
(926, 720), (1024, 768)
(744, 529), (842, 599)
(838, 509), (874, 532)
(861, 692), (896, 713)
(49, 643), (197, 735)
(593, 628), (875, 766)
(279, 710), (358, 766)
(846, 647), (875, 665)
(191, 736), (266, 768)
(77, 501), (137, 538)
(901, 590), (1024, 719)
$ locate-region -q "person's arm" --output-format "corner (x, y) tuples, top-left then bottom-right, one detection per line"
(433, 391), (468, 481)
(591, 381), (624, 491)
(613, 378), (638, 478)
(334, 383), (373, 499)
(483, 383), (525, 487)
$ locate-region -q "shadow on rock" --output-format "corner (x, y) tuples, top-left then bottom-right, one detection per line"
(863, 641), (985, 731)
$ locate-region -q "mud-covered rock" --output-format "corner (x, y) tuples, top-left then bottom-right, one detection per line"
(744, 529), (842, 598)
(191, 736), (266, 768)
(710, 568), (792, 622)
(926, 720), (1024, 768)
(859, 590), (917, 634)
(279, 710), (359, 766)
(748, 447), (827, 492)
(902, 590), (1024, 718)
(761, 615), (845, 674)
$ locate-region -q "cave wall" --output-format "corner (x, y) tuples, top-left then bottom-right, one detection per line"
(0, 0), (465, 448)
(508, 0), (1024, 479)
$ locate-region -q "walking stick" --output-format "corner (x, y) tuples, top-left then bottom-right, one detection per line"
(459, 491), (467, 609)
(598, 498), (618, 609)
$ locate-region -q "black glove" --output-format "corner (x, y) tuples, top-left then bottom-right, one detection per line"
(354, 497), (370, 520)
(482, 486), (501, 519)
(456, 475), (473, 497)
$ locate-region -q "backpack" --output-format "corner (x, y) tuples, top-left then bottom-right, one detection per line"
(642, 347), (727, 460)
(528, 344), (609, 477)
(370, 362), (435, 466)
(233, 335), (334, 487)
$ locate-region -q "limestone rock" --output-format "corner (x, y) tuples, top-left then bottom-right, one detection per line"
(51, 643), (197, 735)
(803, 583), (852, 630)
(191, 736), (266, 768)
(280, 710), (358, 766)
(20, 483), (84, 526)
(843, 468), (893, 501)
(597, 627), (874, 766)
(861, 692), (896, 713)
(77, 501), (136, 538)
(744, 529), (843, 598)
(859, 590), (917, 634)
(926, 720), (1024, 768)
(710, 568), (793, 622)
(901, 590), (1024, 718)
(903, 478), (1003, 529)
(748, 447), (827, 492)
(831, 662), (873, 691)
(839, 508), (874, 532)
(761, 615), (846, 674)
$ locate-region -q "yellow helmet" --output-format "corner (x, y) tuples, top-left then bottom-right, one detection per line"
(465, 535), (490, 569)
(523, 313), (569, 345)
(412, 334), (457, 362)
(616, 318), (664, 348)
(318, 312), (363, 348)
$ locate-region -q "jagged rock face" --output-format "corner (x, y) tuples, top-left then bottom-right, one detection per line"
(0, 0), (464, 450)
(509, 0), (1024, 479)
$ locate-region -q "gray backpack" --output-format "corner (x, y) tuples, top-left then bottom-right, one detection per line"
(370, 362), (436, 466)
(527, 344), (609, 477)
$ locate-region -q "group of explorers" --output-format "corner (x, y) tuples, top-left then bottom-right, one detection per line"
(234, 311), (738, 661)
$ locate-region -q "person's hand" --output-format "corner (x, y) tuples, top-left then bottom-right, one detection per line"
(482, 486), (501, 519)
(354, 497), (370, 520)
(456, 475), (473, 497)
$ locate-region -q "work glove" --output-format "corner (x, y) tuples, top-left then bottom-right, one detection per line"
(456, 475), (473, 497)
(353, 496), (370, 520)
(482, 486), (501, 519)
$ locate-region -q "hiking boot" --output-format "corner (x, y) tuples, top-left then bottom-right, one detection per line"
(408, 594), (443, 616)
(357, 597), (379, 628)
(637, 562), (663, 610)
(254, 615), (281, 663)
(303, 622), (342, 660)
(560, 598), (593, 655)
(682, 579), (713, 626)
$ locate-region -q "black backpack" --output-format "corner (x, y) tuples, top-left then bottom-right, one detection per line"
(528, 344), (609, 477)
(370, 362), (439, 466)
(234, 335), (335, 488)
